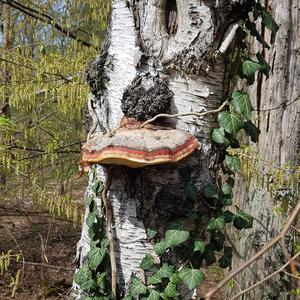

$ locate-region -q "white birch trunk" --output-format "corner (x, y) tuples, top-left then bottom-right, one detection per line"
(74, 0), (252, 298)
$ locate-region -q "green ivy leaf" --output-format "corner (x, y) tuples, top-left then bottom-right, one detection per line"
(170, 272), (181, 285)
(256, 52), (270, 78)
(224, 210), (234, 223)
(92, 179), (104, 195)
(219, 246), (233, 269)
(203, 249), (216, 266)
(233, 208), (253, 230)
(220, 195), (233, 206)
(147, 228), (158, 239)
(184, 182), (198, 202)
(74, 266), (96, 292)
(148, 273), (162, 285)
(207, 216), (225, 231)
(88, 247), (107, 270)
(96, 272), (106, 291)
(164, 282), (178, 298)
(242, 60), (263, 77)
(193, 240), (206, 254)
(231, 91), (253, 120)
(146, 290), (161, 300)
(225, 155), (241, 173)
(221, 182), (232, 195)
(178, 268), (205, 290)
(130, 277), (147, 297)
(218, 111), (243, 137)
(165, 222), (190, 248)
(212, 128), (231, 146)
(139, 254), (154, 270)
(245, 20), (270, 49)
(244, 120), (261, 142)
(210, 231), (225, 251)
(260, 9), (279, 36)
(86, 211), (97, 228)
(85, 195), (94, 207)
(203, 184), (218, 198)
(157, 263), (174, 279)
(154, 240), (167, 256)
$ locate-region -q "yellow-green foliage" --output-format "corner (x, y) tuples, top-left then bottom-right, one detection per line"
(229, 146), (300, 204)
(0, 0), (110, 220)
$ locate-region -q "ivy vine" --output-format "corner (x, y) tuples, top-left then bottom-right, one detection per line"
(74, 1), (279, 299)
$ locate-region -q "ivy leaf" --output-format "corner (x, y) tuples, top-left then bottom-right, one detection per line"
(245, 20), (270, 49)
(92, 179), (103, 195)
(212, 128), (231, 146)
(157, 263), (174, 278)
(85, 195), (94, 207)
(207, 216), (225, 231)
(203, 184), (218, 198)
(193, 240), (205, 254)
(224, 210), (234, 223)
(210, 231), (225, 251)
(219, 246), (233, 269)
(154, 240), (167, 256)
(233, 208), (253, 230)
(164, 282), (178, 298)
(221, 183), (232, 195)
(165, 222), (190, 248)
(220, 195), (233, 206)
(170, 272), (182, 285)
(96, 272), (106, 291)
(244, 120), (261, 142)
(203, 249), (216, 266)
(146, 290), (161, 300)
(74, 266), (96, 292)
(256, 52), (270, 78)
(260, 9), (279, 42)
(86, 211), (97, 228)
(218, 111), (243, 137)
(139, 254), (154, 270)
(178, 268), (205, 290)
(184, 182), (198, 202)
(147, 228), (158, 239)
(88, 247), (107, 270)
(242, 60), (263, 77)
(225, 155), (241, 173)
(231, 91), (253, 120)
(130, 277), (147, 297)
(148, 273), (162, 285)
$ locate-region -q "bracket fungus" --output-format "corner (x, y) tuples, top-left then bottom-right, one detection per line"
(81, 118), (199, 170)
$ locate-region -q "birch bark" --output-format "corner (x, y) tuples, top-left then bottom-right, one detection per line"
(75, 0), (254, 298)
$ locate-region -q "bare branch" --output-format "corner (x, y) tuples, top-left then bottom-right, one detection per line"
(0, 0), (94, 48)
(231, 251), (300, 300)
(140, 101), (229, 128)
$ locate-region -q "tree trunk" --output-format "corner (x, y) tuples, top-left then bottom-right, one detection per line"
(74, 0), (256, 298)
(228, 0), (300, 299)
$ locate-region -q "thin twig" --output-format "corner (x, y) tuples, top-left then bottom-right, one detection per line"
(20, 261), (75, 272)
(205, 200), (300, 299)
(102, 167), (117, 298)
(140, 101), (229, 128)
(230, 251), (300, 300)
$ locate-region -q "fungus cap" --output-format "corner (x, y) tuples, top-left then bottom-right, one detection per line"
(82, 128), (199, 168)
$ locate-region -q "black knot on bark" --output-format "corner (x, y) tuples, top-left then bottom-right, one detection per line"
(121, 73), (173, 121)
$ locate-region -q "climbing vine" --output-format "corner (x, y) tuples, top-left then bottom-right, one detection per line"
(74, 1), (283, 299)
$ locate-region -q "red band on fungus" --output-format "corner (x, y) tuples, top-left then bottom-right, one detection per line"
(81, 127), (199, 169)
